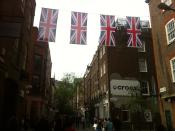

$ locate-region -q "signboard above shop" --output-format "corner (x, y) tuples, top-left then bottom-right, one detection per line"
(110, 79), (141, 96)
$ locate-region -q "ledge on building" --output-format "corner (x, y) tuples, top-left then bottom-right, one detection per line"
(161, 93), (175, 101)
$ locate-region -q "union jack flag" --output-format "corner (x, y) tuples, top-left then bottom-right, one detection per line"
(126, 16), (142, 48)
(70, 11), (87, 45)
(99, 15), (116, 46)
(38, 8), (58, 42)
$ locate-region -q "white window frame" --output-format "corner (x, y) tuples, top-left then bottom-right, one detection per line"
(103, 62), (106, 74)
(100, 49), (102, 59)
(100, 66), (103, 77)
(139, 59), (147, 72)
(102, 46), (105, 55)
(141, 81), (150, 96)
(165, 18), (175, 45)
(170, 57), (175, 82)
(138, 41), (146, 52)
(161, 0), (172, 6)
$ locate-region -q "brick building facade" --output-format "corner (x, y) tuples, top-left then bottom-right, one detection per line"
(83, 20), (159, 130)
(0, 0), (36, 130)
(146, 0), (175, 130)
(0, 0), (53, 129)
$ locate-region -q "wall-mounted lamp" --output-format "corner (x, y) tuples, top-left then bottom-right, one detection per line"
(157, 3), (175, 12)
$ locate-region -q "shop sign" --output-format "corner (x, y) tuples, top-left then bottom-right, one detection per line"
(110, 79), (140, 96)
(160, 87), (166, 93)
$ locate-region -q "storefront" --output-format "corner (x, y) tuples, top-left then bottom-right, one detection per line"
(109, 79), (160, 130)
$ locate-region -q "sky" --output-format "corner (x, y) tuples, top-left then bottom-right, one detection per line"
(33, 0), (150, 80)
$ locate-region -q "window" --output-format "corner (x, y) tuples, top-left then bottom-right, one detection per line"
(139, 59), (147, 72)
(104, 84), (106, 92)
(140, 20), (150, 28)
(165, 19), (175, 44)
(100, 66), (103, 77)
(27, 12), (32, 30)
(100, 49), (102, 59)
(103, 62), (106, 74)
(141, 81), (150, 95)
(20, 0), (25, 13)
(161, 0), (172, 6)
(138, 41), (146, 52)
(32, 75), (40, 88)
(102, 46), (105, 55)
(13, 39), (19, 64)
(33, 54), (42, 75)
(22, 44), (27, 70)
(170, 57), (175, 82)
(122, 110), (130, 122)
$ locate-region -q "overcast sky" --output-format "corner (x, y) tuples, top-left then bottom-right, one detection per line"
(33, 0), (150, 80)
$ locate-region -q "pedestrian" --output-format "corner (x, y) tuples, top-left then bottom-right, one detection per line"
(76, 112), (81, 128)
(81, 115), (85, 129)
(113, 116), (121, 131)
(102, 118), (107, 131)
(106, 118), (113, 131)
(93, 119), (98, 130)
(96, 120), (102, 131)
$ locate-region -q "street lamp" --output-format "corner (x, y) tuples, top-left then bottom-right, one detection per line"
(157, 2), (175, 12)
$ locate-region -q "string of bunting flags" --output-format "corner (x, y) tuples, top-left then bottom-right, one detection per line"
(37, 7), (150, 48)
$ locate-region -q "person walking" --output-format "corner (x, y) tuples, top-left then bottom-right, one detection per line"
(81, 115), (85, 129)
(106, 118), (113, 131)
(93, 119), (98, 131)
(96, 120), (102, 131)
(102, 118), (107, 131)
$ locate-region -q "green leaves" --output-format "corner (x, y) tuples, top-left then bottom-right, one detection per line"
(54, 73), (83, 115)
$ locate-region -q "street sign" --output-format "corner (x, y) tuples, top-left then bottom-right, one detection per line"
(144, 110), (152, 122)
(160, 87), (166, 93)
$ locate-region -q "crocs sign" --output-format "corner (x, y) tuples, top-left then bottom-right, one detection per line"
(110, 80), (141, 96)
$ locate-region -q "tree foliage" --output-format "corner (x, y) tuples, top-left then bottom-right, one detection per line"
(54, 73), (82, 115)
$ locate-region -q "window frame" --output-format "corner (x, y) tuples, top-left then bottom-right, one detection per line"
(32, 75), (40, 88)
(103, 62), (106, 74)
(140, 80), (150, 96)
(100, 66), (103, 77)
(138, 41), (146, 52)
(170, 57), (175, 82)
(102, 46), (105, 55)
(139, 59), (147, 72)
(165, 18), (175, 45)
(100, 49), (102, 59)
(33, 54), (42, 75)
(122, 110), (130, 122)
